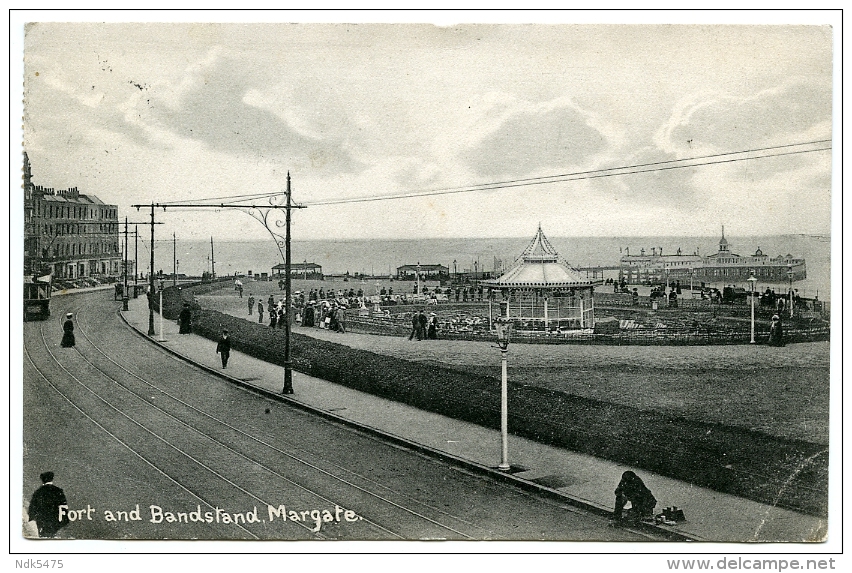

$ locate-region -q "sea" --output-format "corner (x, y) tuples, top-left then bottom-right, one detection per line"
(158, 234), (832, 301)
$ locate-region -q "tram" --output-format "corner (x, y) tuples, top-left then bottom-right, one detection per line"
(24, 274), (52, 321)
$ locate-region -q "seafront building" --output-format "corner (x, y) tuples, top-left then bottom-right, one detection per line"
(273, 262), (323, 279)
(619, 229), (807, 286)
(23, 152), (123, 279)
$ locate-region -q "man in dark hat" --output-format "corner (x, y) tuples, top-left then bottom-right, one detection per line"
(303, 301), (315, 327)
(417, 309), (428, 341)
(60, 313), (75, 347)
(408, 311), (419, 341)
(216, 329), (231, 368)
(27, 472), (69, 538)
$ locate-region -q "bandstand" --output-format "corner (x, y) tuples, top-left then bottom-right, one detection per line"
(482, 226), (598, 333)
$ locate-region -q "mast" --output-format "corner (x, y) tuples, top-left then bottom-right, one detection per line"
(282, 172), (294, 394)
(123, 217), (128, 310)
(210, 236), (215, 279)
(148, 204), (155, 336)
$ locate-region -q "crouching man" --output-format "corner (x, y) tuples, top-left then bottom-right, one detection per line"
(613, 470), (656, 525)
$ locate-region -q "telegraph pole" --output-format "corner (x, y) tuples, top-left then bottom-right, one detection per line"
(133, 182), (304, 393)
(148, 204), (155, 336)
(134, 225), (138, 291)
(173, 232), (177, 286)
(123, 218), (129, 311)
(283, 172), (294, 394)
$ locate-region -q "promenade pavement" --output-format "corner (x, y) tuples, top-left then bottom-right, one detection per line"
(120, 296), (826, 543)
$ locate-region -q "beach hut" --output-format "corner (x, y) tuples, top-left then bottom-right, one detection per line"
(481, 225), (598, 332)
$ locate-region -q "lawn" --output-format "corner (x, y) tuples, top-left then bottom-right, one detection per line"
(200, 290), (829, 445)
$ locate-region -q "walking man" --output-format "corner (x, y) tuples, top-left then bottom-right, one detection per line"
(248, 295), (255, 315)
(27, 472), (69, 538)
(337, 305), (347, 333)
(216, 329), (231, 368)
(257, 302), (264, 323)
(417, 309), (428, 340)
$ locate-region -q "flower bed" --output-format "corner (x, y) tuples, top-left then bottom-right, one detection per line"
(188, 303), (827, 517)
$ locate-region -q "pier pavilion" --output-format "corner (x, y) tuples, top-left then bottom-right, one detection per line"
(481, 226), (598, 332)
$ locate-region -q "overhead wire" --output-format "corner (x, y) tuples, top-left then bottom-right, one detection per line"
(144, 138), (831, 208)
(305, 145), (830, 207)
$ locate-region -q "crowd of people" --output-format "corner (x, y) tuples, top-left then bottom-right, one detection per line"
(242, 290), (353, 334)
(241, 284), (495, 340)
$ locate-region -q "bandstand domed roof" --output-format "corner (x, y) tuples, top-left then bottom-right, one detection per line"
(482, 226), (595, 289)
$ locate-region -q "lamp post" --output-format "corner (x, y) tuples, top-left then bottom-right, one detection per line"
(158, 287), (165, 342)
(787, 265), (794, 319)
(494, 317), (513, 471)
(747, 272), (757, 344)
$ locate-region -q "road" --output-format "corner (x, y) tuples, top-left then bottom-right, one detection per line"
(22, 290), (655, 541)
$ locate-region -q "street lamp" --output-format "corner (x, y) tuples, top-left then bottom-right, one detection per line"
(494, 317), (513, 471)
(786, 264), (794, 319)
(747, 272), (757, 344)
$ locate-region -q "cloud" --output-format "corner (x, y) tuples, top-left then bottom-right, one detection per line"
(458, 94), (612, 178)
(139, 54), (365, 176)
(20, 23), (833, 239)
(655, 79), (832, 157)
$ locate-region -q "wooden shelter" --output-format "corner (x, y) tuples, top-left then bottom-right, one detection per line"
(481, 226), (597, 332)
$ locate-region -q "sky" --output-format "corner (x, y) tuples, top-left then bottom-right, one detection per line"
(19, 19), (835, 241)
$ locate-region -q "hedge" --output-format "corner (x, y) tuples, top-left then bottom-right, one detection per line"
(187, 305), (827, 517)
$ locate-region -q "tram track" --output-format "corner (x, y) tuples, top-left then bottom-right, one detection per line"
(26, 297), (481, 540)
(23, 344), (262, 540)
(73, 305), (490, 538)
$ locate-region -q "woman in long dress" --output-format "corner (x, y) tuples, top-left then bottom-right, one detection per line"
(60, 313), (75, 347)
(178, 303), (192, 334)
(768, 315), (785, 347)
